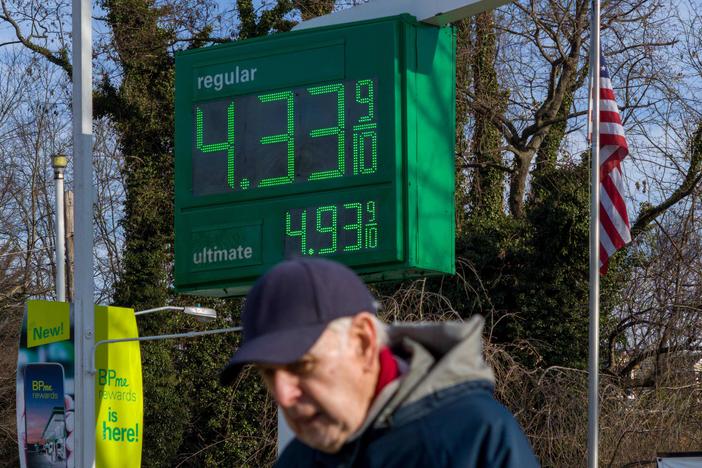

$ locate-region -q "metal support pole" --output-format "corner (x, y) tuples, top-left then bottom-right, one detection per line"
(88, 326), (243, 374)
(52, 154), (67, 302)
(588, 1), (601, 466)
(65, 191), (75, 302)
(72, 0), (94, 464)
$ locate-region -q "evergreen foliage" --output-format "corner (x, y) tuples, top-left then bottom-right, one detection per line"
(94, 1), (184, 464)
(168, 312), (277, 467)
(440, 158), (623, 369)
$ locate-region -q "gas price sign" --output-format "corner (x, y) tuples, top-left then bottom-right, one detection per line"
(193, 78), (379, 196)
(175, 15), (456, 295)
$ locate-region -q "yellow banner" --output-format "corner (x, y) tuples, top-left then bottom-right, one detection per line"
(94, 306), (143, 468)
(26, 300), (70, 347)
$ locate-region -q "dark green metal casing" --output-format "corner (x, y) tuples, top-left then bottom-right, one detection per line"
(174, 15), (456, 296)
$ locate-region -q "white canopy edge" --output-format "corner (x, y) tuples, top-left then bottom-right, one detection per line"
(657, 457), (702, 468)
(293, 0), (513, 30)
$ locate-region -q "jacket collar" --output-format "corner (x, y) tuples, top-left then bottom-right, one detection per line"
(372, 316), (494, 428)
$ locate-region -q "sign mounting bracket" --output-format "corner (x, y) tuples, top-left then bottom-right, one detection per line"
(293, 0), (513, 31)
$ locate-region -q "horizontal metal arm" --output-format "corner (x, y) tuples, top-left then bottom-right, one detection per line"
(293, 0), (513, 30)
(133, 306), (183, 316)
(89, 326), (242, 374)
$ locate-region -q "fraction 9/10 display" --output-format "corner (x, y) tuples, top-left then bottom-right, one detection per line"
(192, 78), (379, 196)
(284, 199), (380, 257)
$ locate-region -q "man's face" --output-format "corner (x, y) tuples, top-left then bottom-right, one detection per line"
(258, 316), (377, 453)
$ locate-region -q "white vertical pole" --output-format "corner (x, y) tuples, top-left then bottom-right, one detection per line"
(277, 407), (294, 456)
(53, 160), (66, 302)
(72, 0), (95, 465)
(588, 0), (601, 466)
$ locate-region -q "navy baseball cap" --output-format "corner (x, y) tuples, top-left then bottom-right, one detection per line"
(220, 258), (377, 385)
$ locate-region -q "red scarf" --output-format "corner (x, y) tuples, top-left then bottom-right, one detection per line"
(373, 346), (400, 398)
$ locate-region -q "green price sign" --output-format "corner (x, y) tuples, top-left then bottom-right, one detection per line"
(175, 15), (456, 296)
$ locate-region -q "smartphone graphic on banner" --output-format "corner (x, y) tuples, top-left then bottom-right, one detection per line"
(23, 363), (68, 468)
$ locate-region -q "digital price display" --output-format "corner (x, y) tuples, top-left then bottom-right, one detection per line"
(193, 79), (379, 196)
(284, 199), (380, 257)
(175, 15), (457, 296)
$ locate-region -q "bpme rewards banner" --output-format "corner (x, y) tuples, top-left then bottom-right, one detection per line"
(17, 301), (142, 468)
(95, 306), (144, 468)
(94, 305), (143, 468)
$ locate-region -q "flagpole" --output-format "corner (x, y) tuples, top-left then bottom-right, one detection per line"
(588, 0), (601, 465)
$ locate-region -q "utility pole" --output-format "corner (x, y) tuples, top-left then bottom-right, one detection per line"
(72, 0), (95, 464)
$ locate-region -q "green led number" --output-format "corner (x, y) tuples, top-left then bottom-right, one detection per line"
(356, 80), (374, 123)
(366, 201), (377, 222)
(365, 201), (378, 249)
(343, 203), (363, 252)
(353, 128), (378, 175)
(284, 200), (379, 257)
(353, 80), (377, 176)
(365, 225), (378, 249)
(196, 103), (236, 189)
(259, 91), (295, 187)
(316, 205), (337, 255)
(308, 83), (345, 181)
(286, 210), (307, 255)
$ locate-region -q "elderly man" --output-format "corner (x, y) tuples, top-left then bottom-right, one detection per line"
(220, 258), (539, 467)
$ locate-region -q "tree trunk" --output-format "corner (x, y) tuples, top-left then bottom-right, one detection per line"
(468, 11), (506, 219)
(509, 152), (531, 218)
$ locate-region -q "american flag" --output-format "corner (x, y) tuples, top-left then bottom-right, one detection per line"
(593, 53), (631, 274)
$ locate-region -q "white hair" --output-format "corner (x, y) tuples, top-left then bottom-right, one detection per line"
(326, 314), (389, 348)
